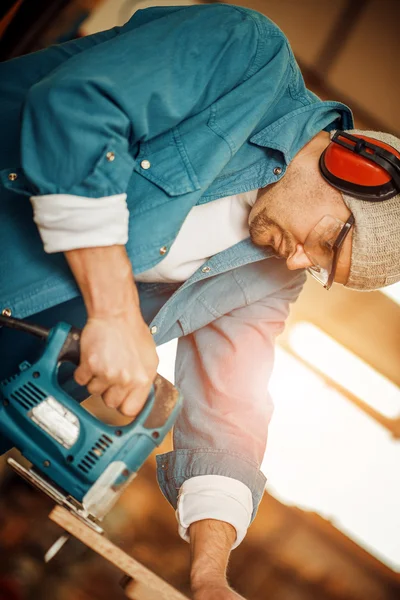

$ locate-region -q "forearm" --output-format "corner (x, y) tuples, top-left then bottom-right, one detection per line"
(190, 519), (236, 591)
(65, 245), (140, 318)
(64, 244), (158, 416)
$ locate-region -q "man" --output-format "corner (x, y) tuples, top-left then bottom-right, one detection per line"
(0, 4), (399, 599)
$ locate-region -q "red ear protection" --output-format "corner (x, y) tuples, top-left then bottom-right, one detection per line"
(319, 130), (400, 201)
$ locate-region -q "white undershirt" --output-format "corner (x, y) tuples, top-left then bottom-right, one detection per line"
(30, 189), (259, 547)
(136, 190), (258, 282)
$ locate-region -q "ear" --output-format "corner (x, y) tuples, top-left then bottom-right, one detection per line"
(286, 244), (314, 270)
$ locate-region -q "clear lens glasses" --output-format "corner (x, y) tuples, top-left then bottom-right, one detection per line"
(304, 215), (348, 288)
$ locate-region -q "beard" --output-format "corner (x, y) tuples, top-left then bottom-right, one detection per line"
(249, 209), (295, 258)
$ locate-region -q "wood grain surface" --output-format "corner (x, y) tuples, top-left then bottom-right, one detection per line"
(49, 505), (189, 600)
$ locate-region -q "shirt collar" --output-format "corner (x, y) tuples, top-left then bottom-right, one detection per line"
(250, 101), (354, 164)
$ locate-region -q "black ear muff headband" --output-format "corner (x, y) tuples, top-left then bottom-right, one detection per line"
(319, 130), (400, 202)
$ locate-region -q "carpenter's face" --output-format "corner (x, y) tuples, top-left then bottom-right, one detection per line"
(248, 168), (353, 286)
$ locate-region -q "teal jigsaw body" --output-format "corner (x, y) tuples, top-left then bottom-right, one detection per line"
(0, 319), (182, 514)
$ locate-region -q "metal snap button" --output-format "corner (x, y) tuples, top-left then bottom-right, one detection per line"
(140, 159), (151, 170)
(106, 152), (115, 162)
(159, 246), (168, 255)
(273, 166), (282, 175)
(8, 173), (18, 181)
(1, 308), (12, 317)
(201, 266), (211, 273)
(150, 326), (158, 335)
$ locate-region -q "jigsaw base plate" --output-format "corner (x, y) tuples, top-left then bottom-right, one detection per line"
(7, 457), (104, 534)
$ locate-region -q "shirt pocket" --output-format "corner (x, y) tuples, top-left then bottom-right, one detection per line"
(206, 103), (236, 156)
(132, 127), (201, 197)
(1, 139), (136, 198)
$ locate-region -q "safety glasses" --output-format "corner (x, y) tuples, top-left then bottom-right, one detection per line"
(304, 214), (355, 290)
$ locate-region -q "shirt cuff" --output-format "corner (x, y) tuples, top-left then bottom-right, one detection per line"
(30, 193), (129, 253)
(176, 475), (253, 549)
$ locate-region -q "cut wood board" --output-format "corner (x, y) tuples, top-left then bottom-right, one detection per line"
(49, 506), (189, 600)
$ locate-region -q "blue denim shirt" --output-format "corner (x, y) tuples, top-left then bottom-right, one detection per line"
(0, 4), (353, 518)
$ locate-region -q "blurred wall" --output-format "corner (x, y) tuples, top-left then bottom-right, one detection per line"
(225, 0), (400, 135)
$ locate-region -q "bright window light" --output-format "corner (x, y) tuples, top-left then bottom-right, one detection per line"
(264, 346), (400, 571)
(287, 322), (400, 420)
(381, 282), (400, 305)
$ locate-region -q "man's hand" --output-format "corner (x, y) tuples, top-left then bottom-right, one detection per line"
(190, 520), (247, 600)
(74, 312), (158, 417)
(65, 245), (158, 417)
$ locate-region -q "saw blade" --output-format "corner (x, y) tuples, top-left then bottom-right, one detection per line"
(44, 534), (70, 563)
(7, 457), (104, 534)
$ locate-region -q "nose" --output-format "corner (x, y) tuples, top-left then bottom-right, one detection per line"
(286, 245), (314, 270)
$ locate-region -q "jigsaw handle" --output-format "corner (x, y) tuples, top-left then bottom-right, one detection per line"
(57, 326), (81, 365)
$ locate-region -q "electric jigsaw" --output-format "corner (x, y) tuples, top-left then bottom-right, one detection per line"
(0, 314), (182, 548)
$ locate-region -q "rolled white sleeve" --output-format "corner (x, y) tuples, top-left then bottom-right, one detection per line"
(176, 475), (253, 549)
(30, 193), (129, 253)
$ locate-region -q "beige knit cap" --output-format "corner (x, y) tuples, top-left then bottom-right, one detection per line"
(336, 129), (400, 291)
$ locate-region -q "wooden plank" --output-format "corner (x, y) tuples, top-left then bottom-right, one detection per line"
(49, 506), (189, 600)
(123, 577), (175, 600)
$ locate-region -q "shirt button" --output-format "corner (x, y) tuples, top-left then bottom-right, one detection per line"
(201, 266), (211, 273)
(8, 173), (18, 181)
(159, 246), (168, 255)
(150, 325), (158, 335)
(273, 166), (282, 175)
(106, 152), (115, 162)
(140, 159), (151, 170)
(1, 308), (12, 317)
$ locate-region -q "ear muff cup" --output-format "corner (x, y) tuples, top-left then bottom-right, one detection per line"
(320, 132), (400, 201)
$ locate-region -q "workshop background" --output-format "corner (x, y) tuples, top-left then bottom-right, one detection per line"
(1, 1), (399, 599)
